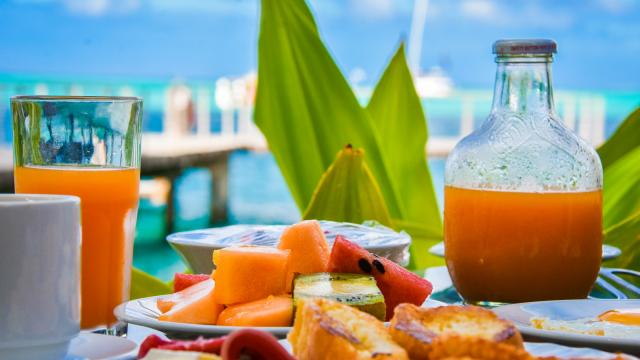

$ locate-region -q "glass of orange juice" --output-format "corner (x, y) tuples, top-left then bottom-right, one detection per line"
(11, 96), (142, 334)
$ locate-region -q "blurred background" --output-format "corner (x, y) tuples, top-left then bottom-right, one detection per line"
(0, 0), (638, 279)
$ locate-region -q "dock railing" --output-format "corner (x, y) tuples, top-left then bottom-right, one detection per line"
(0, 78), (608, 231)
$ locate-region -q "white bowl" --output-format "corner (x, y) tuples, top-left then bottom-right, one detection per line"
(167, 221), (411, 274)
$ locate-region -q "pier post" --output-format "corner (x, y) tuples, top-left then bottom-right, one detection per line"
(210, 154), (230, 225)
(164, 170), (180, 234)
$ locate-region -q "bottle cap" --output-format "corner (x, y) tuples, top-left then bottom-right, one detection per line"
(493, 39), (557, 55)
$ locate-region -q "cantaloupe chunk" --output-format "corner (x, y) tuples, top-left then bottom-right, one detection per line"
(217, 295), (293, 327)
(277, 220), (330, 292)
(212, 246), (290, 305)
(157, 276), (214, 313)
(158, 279), (223, 325)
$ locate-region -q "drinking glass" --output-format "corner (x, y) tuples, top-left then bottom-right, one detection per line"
(12, 96), (142, 334)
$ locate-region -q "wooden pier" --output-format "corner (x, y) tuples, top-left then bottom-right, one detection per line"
(0, 133), (457, 231)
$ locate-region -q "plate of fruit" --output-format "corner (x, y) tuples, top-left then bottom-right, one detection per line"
(114, 220), (433, 338)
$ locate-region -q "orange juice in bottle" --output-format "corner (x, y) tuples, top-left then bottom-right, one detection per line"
(444, 40), (603, 304)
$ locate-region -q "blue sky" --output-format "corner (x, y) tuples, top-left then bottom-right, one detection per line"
(0, 0), (638, 90)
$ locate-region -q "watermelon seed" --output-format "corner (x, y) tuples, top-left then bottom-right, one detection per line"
(372, 259), (385, 274)
(358, 258), (372, 273)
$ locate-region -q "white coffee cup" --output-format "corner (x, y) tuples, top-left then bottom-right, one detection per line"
(0, 194), (81, 360)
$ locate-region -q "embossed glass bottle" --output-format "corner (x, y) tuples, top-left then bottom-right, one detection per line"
(444, 40), (603, 304)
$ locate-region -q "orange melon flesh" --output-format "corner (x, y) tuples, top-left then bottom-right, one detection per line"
(277, 220), (330, 292)
(217, 295), (293, 327)
(158, 279), (223, 325)
(213, 246), (290, 305)
(157, 277), (214, 313)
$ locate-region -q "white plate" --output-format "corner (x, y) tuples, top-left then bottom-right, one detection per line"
(494, 299), (640, 356)
(66, 332), (136, 360)
(115, 297), (447, 340)
(114, 296), (291, 339)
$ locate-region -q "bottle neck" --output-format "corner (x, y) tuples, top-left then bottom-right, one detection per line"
(491, 56), (555, 114)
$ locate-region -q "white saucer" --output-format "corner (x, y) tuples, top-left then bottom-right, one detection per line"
(66, 332), (136, 360)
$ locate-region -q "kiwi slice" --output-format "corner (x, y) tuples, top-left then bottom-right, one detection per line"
(293, 272), (386, 321)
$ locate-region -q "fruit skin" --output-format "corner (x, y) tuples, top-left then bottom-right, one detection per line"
(157, 278), (214, 313)
(158, 279), (223, 325)
(221, 329), (296, 360)
(327, 235), (433, 320)
(213, 246), (290, 305)
(174, 273), (211, 293)
(217, 295), (293, 327)
(277, 220), (330, 291)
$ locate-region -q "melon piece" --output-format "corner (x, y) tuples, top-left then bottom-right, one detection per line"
(327, 236), (433, 320)
(212, 246), (290, 305)
(277, 220), (330, 291)
(158, 278), (213, 313)
(174, 273), (211, 293)
(217, 295), (293, 327)
(158, 279), (223, 325)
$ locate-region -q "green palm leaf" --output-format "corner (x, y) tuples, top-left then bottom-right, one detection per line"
(598, 107), (640, 268)
(303, 145), (392, 226)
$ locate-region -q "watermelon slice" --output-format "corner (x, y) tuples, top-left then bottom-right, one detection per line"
(173, 273), (211, 293)
(327, 235), (433, 320)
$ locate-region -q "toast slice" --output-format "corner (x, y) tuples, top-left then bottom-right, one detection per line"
(288, 298), (408, 360)
(427, 335), (536, 360)
(389, 304), (523, 360)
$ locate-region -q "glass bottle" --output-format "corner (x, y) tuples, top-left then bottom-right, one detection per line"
(444, 40), (603, 304)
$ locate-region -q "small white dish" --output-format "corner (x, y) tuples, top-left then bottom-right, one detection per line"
(66, 332), (136, 360)
(494, 299), (640, 355)
(114, 296), (291, 339)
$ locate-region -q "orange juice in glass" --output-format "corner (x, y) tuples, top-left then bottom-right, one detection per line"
(12, 96), (142, 334)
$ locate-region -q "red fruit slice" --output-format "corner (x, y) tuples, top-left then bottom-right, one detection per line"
(174, 273), (211, 293)
(137, 334), (226, 359)
(221, 329), (296, 360)
(327, 235), (433, 320)
(138, 334), (172, 359)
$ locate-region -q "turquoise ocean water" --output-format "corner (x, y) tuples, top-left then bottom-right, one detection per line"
(0, 78), (637, 280)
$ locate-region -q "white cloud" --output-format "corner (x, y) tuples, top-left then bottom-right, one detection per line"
(595, 0), (635, 14)
(349, 0), (395, 19)
(458, 0), (574, 29)
(460, 0), (497, 20)
(62, 0), (140, 16)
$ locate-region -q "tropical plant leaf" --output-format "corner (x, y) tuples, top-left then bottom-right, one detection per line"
(255, 0), (445, 270)
(598, 107), (640, 168)
(366, 44), (443, 267)
(597, 108), (640, 269)
(254, 0), (399, 218)
(602, 211), (640, 269)
(602, 145), (640, 229)
(303, 145), (392, 226)
(130, 267), (171, 300)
